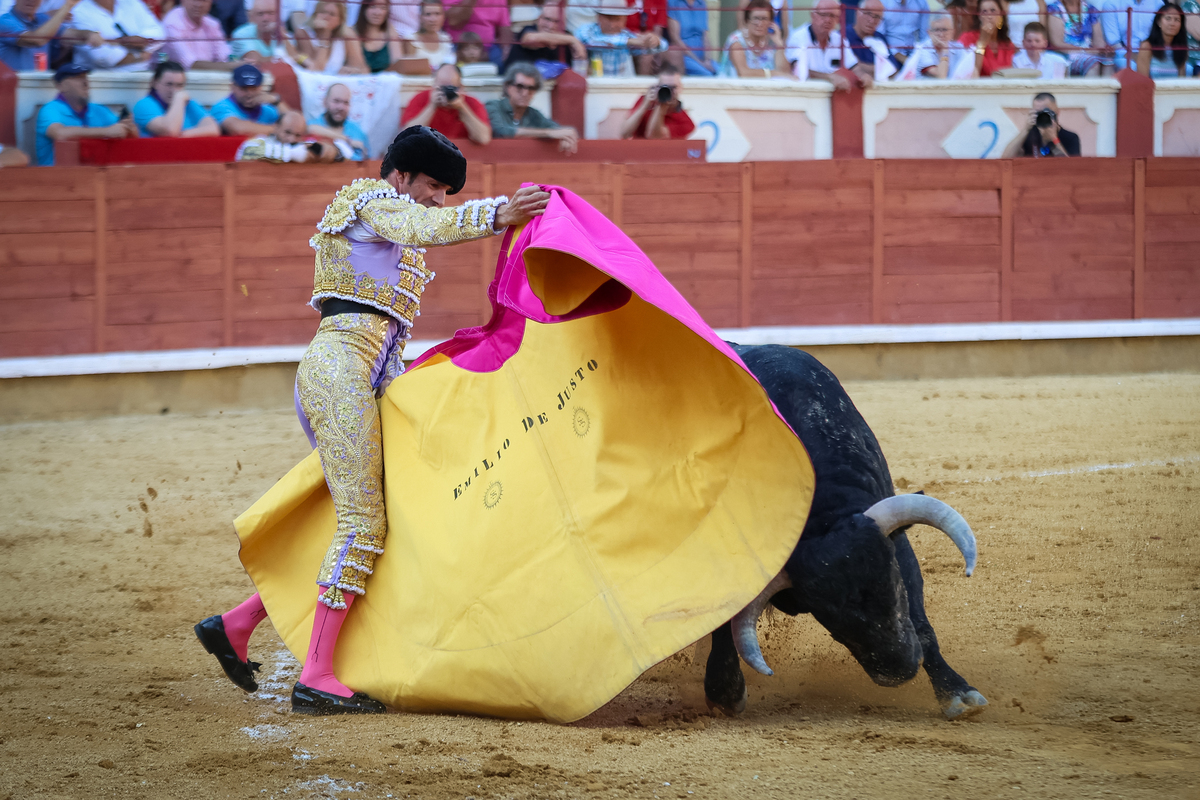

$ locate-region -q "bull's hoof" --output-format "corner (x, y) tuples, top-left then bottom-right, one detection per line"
(941, 690), (988, 720)
(704, 685), (747, 717)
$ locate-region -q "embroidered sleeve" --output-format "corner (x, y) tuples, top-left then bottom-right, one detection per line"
(357, 194), (511, 248)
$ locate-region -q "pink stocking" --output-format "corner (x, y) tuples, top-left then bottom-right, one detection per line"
(221, 593), (267, 662)
(298, 588), (356, 697)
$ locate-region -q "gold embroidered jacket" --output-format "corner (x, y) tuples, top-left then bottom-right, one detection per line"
(309, 179), (509, 327)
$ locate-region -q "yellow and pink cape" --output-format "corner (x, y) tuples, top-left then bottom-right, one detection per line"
(235, 188), (815, 722)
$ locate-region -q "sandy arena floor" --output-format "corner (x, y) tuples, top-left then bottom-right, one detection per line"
(0, 371), (1197, 800)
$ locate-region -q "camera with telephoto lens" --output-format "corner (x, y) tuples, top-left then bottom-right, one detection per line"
(1035, 108), (1056, 128)
(656, 84), (674, 104)
(441, 85), (459, 102)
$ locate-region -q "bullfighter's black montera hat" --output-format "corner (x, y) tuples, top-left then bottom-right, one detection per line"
(381, 126), (467, 195)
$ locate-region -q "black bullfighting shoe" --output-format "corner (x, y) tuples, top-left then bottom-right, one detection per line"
(291, 682), (387, 716)
(194, 615), (262, 692)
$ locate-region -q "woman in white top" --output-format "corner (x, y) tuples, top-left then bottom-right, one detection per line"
(402, 0), (456, 69)
(896, 13), (975, 78)
(298, 0), (369, 74)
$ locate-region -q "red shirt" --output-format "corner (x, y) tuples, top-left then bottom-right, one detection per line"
(628, 96), (695, 139)
(957, 30), (1015, 77)
(400, 90), (491, 140)
(626, 0), (667, 33)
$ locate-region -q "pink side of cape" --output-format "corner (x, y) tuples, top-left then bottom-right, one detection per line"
(409, 186), (749, 379)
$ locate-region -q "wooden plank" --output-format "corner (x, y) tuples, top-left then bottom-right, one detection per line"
(409, 312), (483, 339)
(883, 273), (1000, 305)
(609, 164), (623, 226)
(752, 188), (874, 215)
(103, 320), (224, 351)
(884, 302), (1000, 324)
(1144, 185), (1200, 215)
(1143, 295), (1200, 318)
(106, 258), (223, 294)
(0, 263), (95, 301)
(233, 317), (319, 347)
(0, 167), (96, 202)
(883, 216), (1001, 248)
(624, 221), (741, 249)
(753, 214), (873, 243)
(884, 160), (1001, 190)
(233, 161), (371, 194)
(640, 248), (740, 278)
(0, 328), (95, 358)
(1011, 298), (1132, 321)
(1012, 157), (1133, 188)
(1143, 157), (1200, 187)
(1145, 214), (1200, 244)
(494, 163), (614, 195)
(419, 278), (493, 311)
(872, 160), (884, 324)
(1012, 185), (1133, 215)
(107, 197), (224, 230)
(884, 245), (1002, 274)
(235, 225), (323, 258)
(751, 274), (873, 309)
(105, 290), (224, 325)
(233, 283), (317, 320)
(1133, 158), (1145, 320)
(1010, 270), (1133, 301)
(104, 164), (226, 199)
(0, 231), (94, 268)
(94, 171), (106, 353)
(670, 277), (741, 311)
(232, 193), (335, 225)
(740, 163), (752, 328)
(884, 189), (1000, 218)
(224, 166), (236, 346)
(1144, 268), (1200, 297)
(636, 163), (743, 193)
(107, 227), (224, 263)
(0, 200), (95, 234)
(0, 296), (94, 333)
(753, 302), (871, 326)
(1010, 251), (1136, 272)
(753, 160), (875, 191)
(233, 256), (315, 283)
(623, 192), (741, 224)
(1001, 160), (1013, 322)
(1146, 242), (1200, 270)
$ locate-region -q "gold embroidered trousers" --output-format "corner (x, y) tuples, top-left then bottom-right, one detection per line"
(296, 313), (398, 609)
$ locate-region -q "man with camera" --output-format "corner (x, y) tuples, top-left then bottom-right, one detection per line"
(1002, 92), (1081, 158)
(236, 110), (343, 163)
(619, 65), (694, 140)
(401, 63), (492, 146)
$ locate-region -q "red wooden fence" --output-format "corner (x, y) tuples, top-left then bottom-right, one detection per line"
(2, 158), (1198, 359)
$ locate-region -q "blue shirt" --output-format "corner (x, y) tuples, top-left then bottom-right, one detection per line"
(306, 114), (369, 161)
(0, 9), (55, 71)
(575, 23), (667, 77)
(229, 22), (279, 60)
(210, 94), (280, 127)
(877, 0), (930, 54)
(667, 0), (708, 57)
(36, 96), (120, 166)
(132, 93), (213, 137)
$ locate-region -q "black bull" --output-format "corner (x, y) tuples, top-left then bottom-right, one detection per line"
(703, 344), (988, 720)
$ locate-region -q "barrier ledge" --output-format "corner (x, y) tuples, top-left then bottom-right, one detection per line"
(3, 319), (1196, 380)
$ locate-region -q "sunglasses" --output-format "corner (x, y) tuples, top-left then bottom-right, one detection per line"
(510, 82), (538, 92)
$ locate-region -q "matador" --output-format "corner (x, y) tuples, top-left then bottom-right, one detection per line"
(194, 127), (550, 715)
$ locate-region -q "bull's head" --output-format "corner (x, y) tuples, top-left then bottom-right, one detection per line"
(733, 494), (976, 687)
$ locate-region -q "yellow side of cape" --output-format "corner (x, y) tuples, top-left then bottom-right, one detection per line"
(236, 250), (814, 723)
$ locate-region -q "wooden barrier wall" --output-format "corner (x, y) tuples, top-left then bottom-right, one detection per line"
(1, 158), (1198, 358)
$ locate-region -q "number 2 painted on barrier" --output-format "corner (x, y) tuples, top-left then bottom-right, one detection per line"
(978, 121), (999, 159)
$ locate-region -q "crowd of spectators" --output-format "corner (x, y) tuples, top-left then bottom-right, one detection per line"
(1, 0), (1197, 166)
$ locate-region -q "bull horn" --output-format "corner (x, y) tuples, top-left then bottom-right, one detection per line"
(732, 571), (793, 676)
(863, 494), (977, 577)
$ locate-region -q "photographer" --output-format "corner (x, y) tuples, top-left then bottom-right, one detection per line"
(236, 110), (343, 163)
(400, 63), (492, 145)
(1002, 92), (1081, 158)
(619, 65), (695, 140)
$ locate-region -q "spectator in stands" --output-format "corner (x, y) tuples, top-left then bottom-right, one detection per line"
(230, 0), (285, 61)
(444, 0), (509, 67)
(944, 0), (977, 38)
(355, 0), (402, 72)
(0, 142), (30, 166)
(1044, 0), (1107, 75)
(503, 2), (586, 74)
(720, 0), (791, 77)
(624, 0), (670, 74)
(1001, 91), (1081, 157)
(619, 64), (694, 139)
(1099, 0), (1155, 70)
(207, 0), (244, 39)
(307, 83), (368, 159)
(237, 109), (344, 162)
(71, 0), (166, 69)
(1013, 20), (1069, 76)
(959, 0), (1015, 77)
(0, 0), (79, 71)
(895, 11), (974, 77)
(576, 0), (667, 77)
(566, 0), (596, 37)
(35, 64), (136, 166)
(295, 0), (369, 74)
(1183, 0), (1200, 76)
(877, 0), (929, 64)
(400, 62), (491, 144)
(848, 0), (900, 85)
(403, 0), (457, 68)
(667, 0), (715, 76)
(211, 63), (285, 136)
(133, 60), (220, 136)
(1137, 2), (1190, 77)
(163, 0), (232, 69)
(786, 0), (856, 88)
(486, 62), (579, 152)
(455, 29), (498, 74)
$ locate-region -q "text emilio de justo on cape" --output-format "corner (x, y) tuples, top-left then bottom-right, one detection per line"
(451, 359), (600, 501)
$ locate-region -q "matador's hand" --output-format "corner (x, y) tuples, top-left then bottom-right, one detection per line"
(494, 186), (551, 230)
